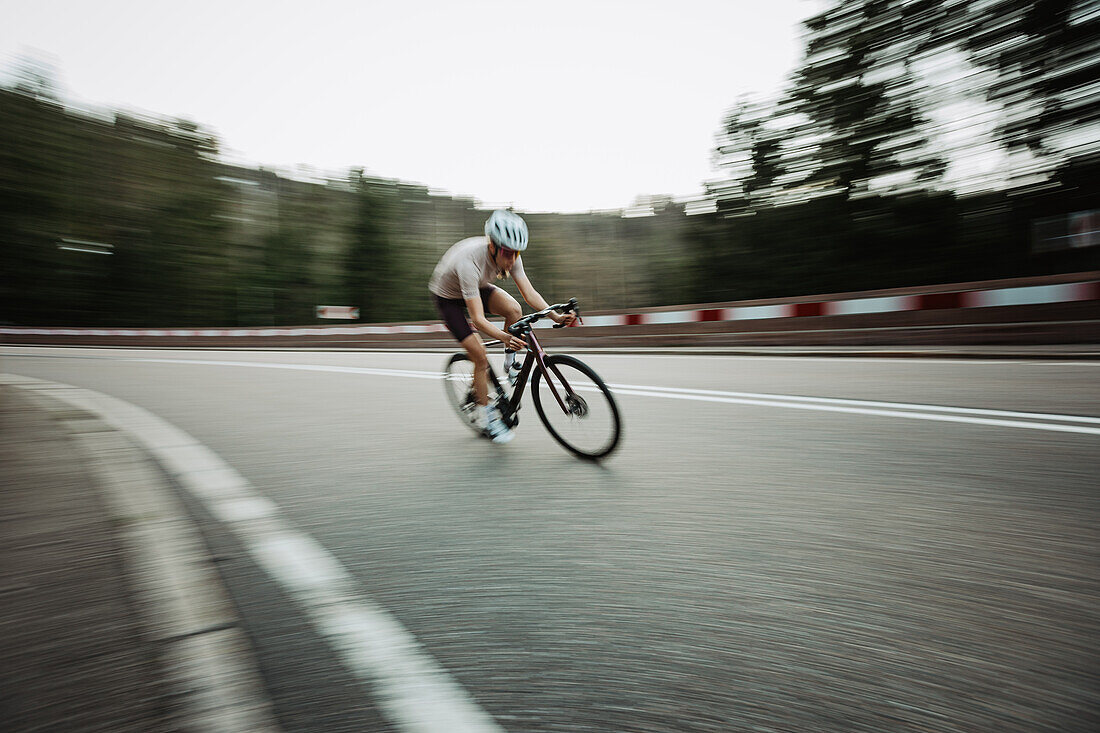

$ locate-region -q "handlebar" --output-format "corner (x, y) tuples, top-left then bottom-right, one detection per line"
(507, 298), (580, 336)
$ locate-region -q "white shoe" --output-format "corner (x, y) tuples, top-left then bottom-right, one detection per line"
(506, 361), (522, 386)
(484, 412), (514, 444)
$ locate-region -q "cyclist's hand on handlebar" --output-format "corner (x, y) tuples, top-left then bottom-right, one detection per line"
(555, 313), (577, 327)
(502, 332), (527, 350)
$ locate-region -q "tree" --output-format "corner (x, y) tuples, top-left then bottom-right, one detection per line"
(344, 171), (396, 322)
(788, 0), (948, 200)
(0, 89), (62, 324)
(698, 0), (1100, 297)
(963, 1), (1097, 168)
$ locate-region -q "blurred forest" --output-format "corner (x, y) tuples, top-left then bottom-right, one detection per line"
(2, 0), (1097, 327)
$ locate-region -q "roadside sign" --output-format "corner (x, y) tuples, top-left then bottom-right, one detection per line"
(316, 305), (360, 320)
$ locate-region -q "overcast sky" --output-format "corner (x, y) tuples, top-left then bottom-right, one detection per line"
(3, 1), (824, 212)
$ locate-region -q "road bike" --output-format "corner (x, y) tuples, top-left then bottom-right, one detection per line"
(442, 298), (622, 460)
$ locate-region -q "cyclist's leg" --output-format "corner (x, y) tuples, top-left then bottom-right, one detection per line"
(461, 330), (514, 442)
(460, 332), (490, 406)
(485, 286), (524, 377)
(485, 286), (522, 331)
(434, 293), (490, 405)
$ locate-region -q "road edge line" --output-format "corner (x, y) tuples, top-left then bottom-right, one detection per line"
(2, 374), (282, 733)
(0, 373), (504, 733)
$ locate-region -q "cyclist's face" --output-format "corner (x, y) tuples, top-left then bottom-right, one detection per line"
(493, 243), (518, 267)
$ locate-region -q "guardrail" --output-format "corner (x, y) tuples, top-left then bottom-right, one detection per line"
(4, 271), (1098, 348)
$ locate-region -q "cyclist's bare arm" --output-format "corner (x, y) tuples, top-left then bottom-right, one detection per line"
(466, 295), (526, 350)
(513, 272), (575, 326)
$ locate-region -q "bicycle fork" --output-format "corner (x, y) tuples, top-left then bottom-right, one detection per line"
(525, 330), (573, 415)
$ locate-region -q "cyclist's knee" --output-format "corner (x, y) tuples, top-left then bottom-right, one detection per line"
(463, 339), (489, 369)
(490, 290), (522, 324)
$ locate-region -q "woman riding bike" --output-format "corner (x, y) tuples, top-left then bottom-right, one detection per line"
(429, 209), (575, 444)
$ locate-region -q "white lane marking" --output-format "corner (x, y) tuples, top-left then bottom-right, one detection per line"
(128, 357), (443, 380)
(251, 535), (496, 732)
(212, 497), (279, 523)
(606, 387), (1100, 436)
(253, 533), (351, 594)
(603, 383), (1100, 425)
(6, 347), (1100, 369)
(122, 356), (1100, 436)
(587, 354), (1100, 366)
(2, 374), (504, 733)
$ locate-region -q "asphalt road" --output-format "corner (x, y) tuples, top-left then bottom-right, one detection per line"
(4, 346), (1099, 732)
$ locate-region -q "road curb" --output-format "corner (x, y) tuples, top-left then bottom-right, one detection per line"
(2, 371), (504, 733)
(2, 374), (282, 733)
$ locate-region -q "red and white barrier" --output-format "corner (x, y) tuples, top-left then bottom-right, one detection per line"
(3, 279), (1097, 338)
(579, 280), (1100, 327)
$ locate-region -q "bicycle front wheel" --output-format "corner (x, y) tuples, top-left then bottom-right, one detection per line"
(532, 355), (621, 459)
(443, 353), (482, 434)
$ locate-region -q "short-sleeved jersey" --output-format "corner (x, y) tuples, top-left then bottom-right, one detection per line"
(428, 235), (526, 301)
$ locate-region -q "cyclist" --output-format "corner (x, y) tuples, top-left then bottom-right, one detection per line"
(429, 209), (575, 443)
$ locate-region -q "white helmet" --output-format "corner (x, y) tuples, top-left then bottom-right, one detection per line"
(484, 209), (529, 252)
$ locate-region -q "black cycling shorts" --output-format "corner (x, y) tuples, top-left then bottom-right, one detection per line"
(432, 286), (499, 342)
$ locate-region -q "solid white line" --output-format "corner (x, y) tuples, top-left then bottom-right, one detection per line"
(574, 352), (1100, 366)
(604, 383), (1100, 425)
(251, 533), (499, 732)
(124, 356), (1100, 436)
(607, 388), (1100, 436)
(212, 497), (279, 523)
(52, 348), (1100, 434)
(127, 357), (443, 380)
(1, 374), (504, 733)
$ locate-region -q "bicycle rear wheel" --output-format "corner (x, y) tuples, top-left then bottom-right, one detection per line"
(443, 353), (482, 434)
(532, 355), (621, 459)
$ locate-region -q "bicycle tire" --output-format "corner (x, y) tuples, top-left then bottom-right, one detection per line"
(443, 353), (511, 434)
(532, 354), (621, 459)
(442, 353), (483, 434)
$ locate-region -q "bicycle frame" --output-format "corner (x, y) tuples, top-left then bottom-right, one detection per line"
(493, 326), (573, 421)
